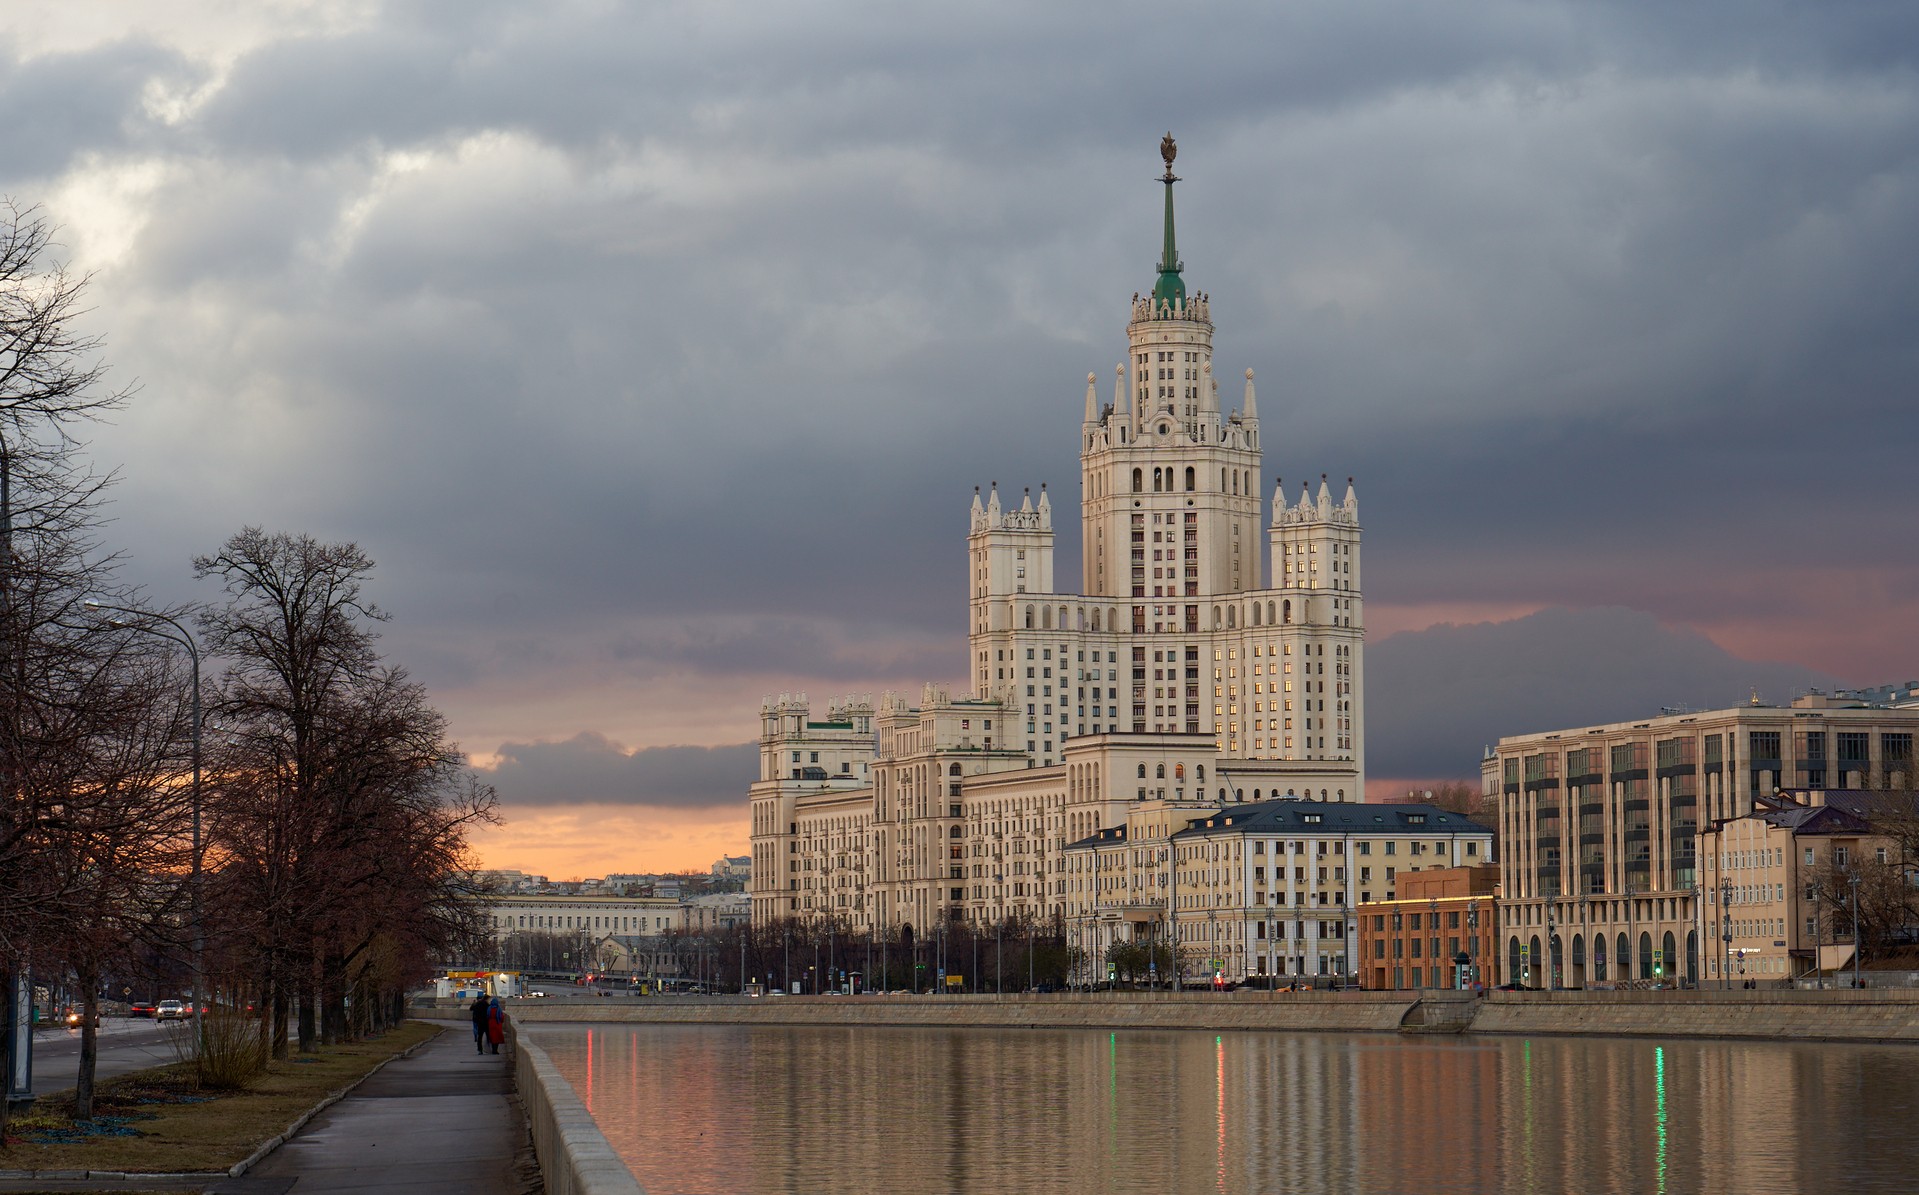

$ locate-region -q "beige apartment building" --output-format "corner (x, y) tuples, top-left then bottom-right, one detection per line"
(1062, 799), (1493, 984)
(1485, 694), (1919, 987)
(1698, 790), (1909, 984)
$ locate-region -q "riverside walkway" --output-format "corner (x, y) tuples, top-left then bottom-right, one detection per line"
(230, 1022), (531, 1195)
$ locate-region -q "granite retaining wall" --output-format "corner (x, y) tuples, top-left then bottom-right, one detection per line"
(500, 991), (1417, 1033)
(468, 988), (1919, 1043)
(510, 1023), (647, 1195)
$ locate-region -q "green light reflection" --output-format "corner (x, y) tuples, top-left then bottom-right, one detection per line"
(1654, 1046), (1668, 1194)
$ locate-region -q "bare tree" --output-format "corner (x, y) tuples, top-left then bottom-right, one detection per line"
(1424, 781), (1498, 829)
(0, 200), (182, 1131)
(197, 529), (496, 1056)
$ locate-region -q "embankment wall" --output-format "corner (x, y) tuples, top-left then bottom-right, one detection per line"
(471, 989), (1919, 1043)
(510, 1024), (647, 1195)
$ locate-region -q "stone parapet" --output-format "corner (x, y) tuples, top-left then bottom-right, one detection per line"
(1470, 988), (1919, 1042)
(511, 1024), (647, 1195)
(505, 991), (1415, 1034)
(486, 988), (1919, 1043)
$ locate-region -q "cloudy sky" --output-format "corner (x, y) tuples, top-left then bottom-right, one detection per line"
(6, 1), (1916, 878)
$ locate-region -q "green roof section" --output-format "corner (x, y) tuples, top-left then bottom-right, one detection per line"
(1152, 132), (1186, 308)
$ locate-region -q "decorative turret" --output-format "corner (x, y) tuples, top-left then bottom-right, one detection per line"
(1244, 367), (1258, 421)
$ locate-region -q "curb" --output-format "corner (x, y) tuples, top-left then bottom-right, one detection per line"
(0, 1024), (444, 1184)
(227, 1025), (445, 1178)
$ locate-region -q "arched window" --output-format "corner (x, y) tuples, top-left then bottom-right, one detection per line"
(1267, 601), (1276, 624)
(1253, 604), (1261, 626)
(1132, 468), (1143, 493)
(1155, 764), (1165, 779)
(1283, 600), (1292, 624)
(1593, 936), (1608, 981)
(1024, 605), (1034, 629)
(1091, 609), (1102, 632)
(1508, 937), (1523, 983)
(1138, 764), (1147, 779)
(1232, 472), (1239, 495)
(1637, 932), (1653, 980)
(948, 826), (962, 838)
(1227, 607), (1236, 629)
(1212, 605), (1221, 628)
(1185, 466), (1195, 491)
(1042, 606), (1052, 629)
(1253, 789), (1262, 801)
(1662, 931), (1676, 981)
(948, 763), (962, 776)
(1686, 930), (1698, 984)
(1529, 935), (1543, 985)
(1196, 765), (1205, 781)
(1616, 933), (1630, 976)
(1221, 468), (1228, 492)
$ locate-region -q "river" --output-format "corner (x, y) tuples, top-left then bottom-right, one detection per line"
(530, 1023), (1919, 1193)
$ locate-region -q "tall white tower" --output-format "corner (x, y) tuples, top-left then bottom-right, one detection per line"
(963, 134), (1365, 791)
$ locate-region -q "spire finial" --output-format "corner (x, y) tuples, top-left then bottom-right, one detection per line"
(1152, 133), (1186, 310)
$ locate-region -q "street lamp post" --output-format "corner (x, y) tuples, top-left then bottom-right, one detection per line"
(1545, 902), (1556, 992)
(1720, 879), (1734, 991)
(86, 602), (203, 1063)
(1467, 900), (1480, 990)
(1849, 872), (1862, 990)
(1811, 887), (1823, 990)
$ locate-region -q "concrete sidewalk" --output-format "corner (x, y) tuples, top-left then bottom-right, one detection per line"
(226, 1022), (533, 1195)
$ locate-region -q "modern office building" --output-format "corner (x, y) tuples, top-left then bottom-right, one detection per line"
(749, 139), (1372, 952)
(1483, 693), (1919, 987)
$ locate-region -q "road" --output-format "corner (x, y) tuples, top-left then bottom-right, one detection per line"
(26, 1017), (191, 1094)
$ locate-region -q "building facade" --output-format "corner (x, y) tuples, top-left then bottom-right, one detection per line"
(750, 141), (1369, 938)
(1697, 789), (1912, 985)
(1063, 800), (1493, 984)
(1484, 694), (1919, 988)
(1356, 865), (1500, 991)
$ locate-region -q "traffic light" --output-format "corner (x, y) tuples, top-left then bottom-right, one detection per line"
(1653, 949), (1664, 978)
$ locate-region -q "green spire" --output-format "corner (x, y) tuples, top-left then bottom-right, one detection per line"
(1152, 132), (1185, 309)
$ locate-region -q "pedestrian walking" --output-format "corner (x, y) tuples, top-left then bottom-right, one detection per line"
(486, 996), (506, 1055)
(469, 993), (490, 1054)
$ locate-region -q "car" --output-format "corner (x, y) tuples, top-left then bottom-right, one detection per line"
(129, 1001), (158, 1018)
(156, 999), (186, 1020)
(64, 1007), (101, 1028)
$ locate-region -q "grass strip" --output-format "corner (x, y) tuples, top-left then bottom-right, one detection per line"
(0, 1021), (441, 1175)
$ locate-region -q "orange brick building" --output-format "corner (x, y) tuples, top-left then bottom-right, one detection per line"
(1358, 865), (1500, 990)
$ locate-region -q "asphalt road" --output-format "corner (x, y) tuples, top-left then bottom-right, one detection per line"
(26, 1016), (190, 1093)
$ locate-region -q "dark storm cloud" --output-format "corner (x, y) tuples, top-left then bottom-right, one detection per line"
(480, 734), (756, 809)
(5, 0), (1917, 769)
(1366, 607), (1839, 779)
(0, 37), (189, 178)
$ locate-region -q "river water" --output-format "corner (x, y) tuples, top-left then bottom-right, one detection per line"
(531, 1023), (1919, 1194)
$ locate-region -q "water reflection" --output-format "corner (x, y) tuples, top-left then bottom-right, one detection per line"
(531, 1024), (1919, 1194)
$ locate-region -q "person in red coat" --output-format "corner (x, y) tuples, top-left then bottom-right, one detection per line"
(486, 997), (506, 1054)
